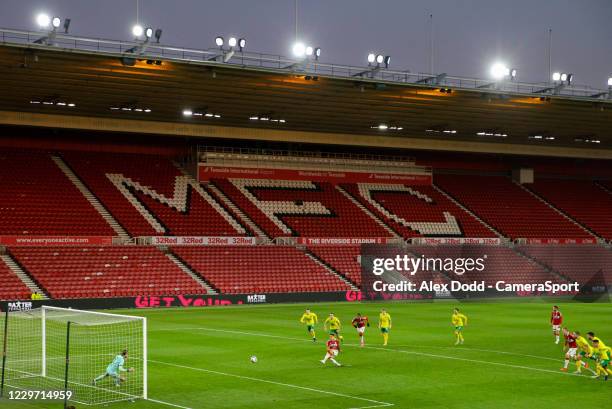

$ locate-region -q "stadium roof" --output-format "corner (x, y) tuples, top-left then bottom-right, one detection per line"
(0, 30), (611, 159)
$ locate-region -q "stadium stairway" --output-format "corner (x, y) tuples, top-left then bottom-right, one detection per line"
(52, 155), (131, 241)
(204, 181), (269, 239)
(430, 184), (502, 238)
(164, 250), (217, 294)
(510, 246), (574, 284)
(434, 174), (591, 239)
(334, 185), (399, 238)
(596, 181), (612, 196)
(514, 180), (600, 240)
(173, 162), (256, 237)
(516, 245), (612, 285)
(302, 248), (360, 290)
(0, 253), (48, 299)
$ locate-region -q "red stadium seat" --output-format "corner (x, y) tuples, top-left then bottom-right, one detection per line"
(434, 174), (592, 239)
(173, 246), (351, 294)
(10, 247), (206, 299)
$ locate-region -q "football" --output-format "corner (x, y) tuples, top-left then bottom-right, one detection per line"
(250, 356), (258, 363)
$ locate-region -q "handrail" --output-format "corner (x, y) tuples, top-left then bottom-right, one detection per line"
(1, 27), (610, 101)
(199, 145), (416, 164)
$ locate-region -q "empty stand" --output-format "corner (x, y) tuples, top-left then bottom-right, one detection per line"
(210, 179), (392, 238)
(10, 247), (205, 299)
(341, 183), (496, 238)
(434, 175), (591, 239)
(62, 152), (247, 237)
(597, 180), (612, 194)
(0, 256), (32, 300)
(309, 246), (362, 285)
(0, 150), (115, 235)
(527, 179), (612, 240)
(518, 245), (612, 286)
(173, 246), (351, 294)
(411, 245), (564, 286)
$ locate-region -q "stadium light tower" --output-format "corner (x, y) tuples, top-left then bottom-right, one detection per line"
(291, 42), (320, 61)
(132, 24), (144, 38)
(292, 42), (306, 58)
(490, 62), (517, 81)
(36, 13), (51, 28)
(552, 71), (573, 85)
(211, 35), (247, 63)
(124, 24), (163, 58)
(355, 51), (390, 78)
(34, 13), (71, 45)
(546, 71), (573, 95)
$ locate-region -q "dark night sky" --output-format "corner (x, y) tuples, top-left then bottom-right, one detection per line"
(1, 0), (611, 88)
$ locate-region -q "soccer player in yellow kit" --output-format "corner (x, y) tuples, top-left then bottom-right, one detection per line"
(574, 331), (596, 375)
(324, 313), (343, 341)
(378, 309), (392, 346)
(591, 339), (612, 380)
(300, 309), (318, 342)
(451, 308), (468, 345)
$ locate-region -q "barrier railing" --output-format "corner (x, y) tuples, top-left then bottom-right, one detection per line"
(1, 27), (610, 101)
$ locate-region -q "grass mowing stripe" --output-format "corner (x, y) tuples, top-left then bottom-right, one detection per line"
(148, 359), (394, 409)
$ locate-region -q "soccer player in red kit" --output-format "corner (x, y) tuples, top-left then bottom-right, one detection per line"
(561, 327), (578, 372)
(320, 334), (341, 366)
(550, 306), (563, 344)
(352, 313), (370, 347)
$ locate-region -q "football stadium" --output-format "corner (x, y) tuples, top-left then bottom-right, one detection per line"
(0, 1), (611, 408)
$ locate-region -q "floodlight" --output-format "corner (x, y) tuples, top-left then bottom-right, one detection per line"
(314, 47), (321, 58)
(566, 73), (573, 84)
(132, 24), (144, 37)
(490, 62), (508, 80)
(377, 124), (388, 130)
(608, 77), (612, 87)
(145, 27), (153, 38)
(182, 109), (193, 116)
(238, 38), (246, 50)
(36, 13), (51, 28)
(560, 73), (567, 82)
(510, 68), (517, 79)
(552, 72), (561, 81)
(215, 36), (224, 47)
(367, 53), (376, 64)
(376, 54), (384, 64)
(228, 37), (237, 47)
(154, 29), (163, 43)
(384, 56), (391, 68)
(306, 46), (313, 56)
(52, 17), (61, 28)
(292, 42), (306, 57)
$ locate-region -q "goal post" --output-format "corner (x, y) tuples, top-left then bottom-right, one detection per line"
(1, 306), (147, 405)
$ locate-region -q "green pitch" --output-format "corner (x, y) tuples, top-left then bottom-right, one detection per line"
(4, 300), (611, 409)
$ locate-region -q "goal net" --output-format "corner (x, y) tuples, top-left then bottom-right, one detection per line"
(1, 306), (147, 405)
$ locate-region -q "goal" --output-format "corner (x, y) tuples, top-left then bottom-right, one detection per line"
(1, 306), (147, 406)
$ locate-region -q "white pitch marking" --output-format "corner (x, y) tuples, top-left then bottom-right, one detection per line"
(147, 397), (194, 409)
(148, 359), (394, 409)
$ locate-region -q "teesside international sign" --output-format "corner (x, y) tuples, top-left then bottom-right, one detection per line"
(198, 165), (432, 185)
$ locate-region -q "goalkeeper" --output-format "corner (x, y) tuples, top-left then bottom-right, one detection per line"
(93, 349), (134, 386)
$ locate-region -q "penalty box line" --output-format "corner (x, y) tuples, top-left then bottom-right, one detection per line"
(148, 359), (394, 409)
(155, 326), (581, 378)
